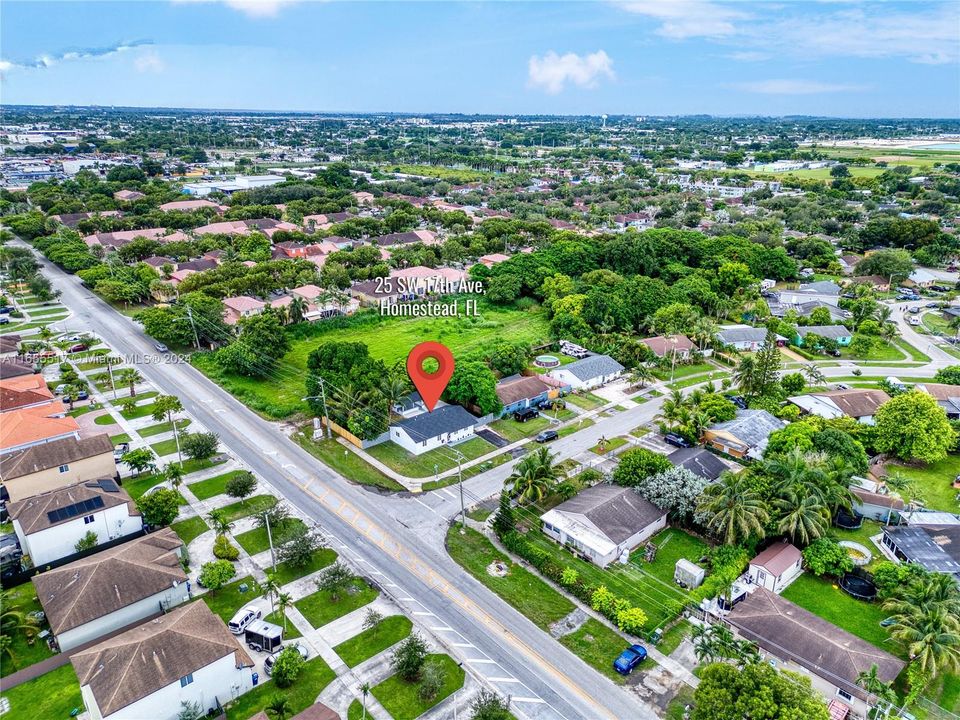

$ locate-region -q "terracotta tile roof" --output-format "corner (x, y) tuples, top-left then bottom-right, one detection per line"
(0, 402), (79, 452)
(71, 600), (252, 717)
(36, 529), (184, 635)
(9, 478), (136, 534)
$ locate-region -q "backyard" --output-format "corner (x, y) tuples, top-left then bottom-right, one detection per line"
(195, 301), (550, 418)
(890, 455), (960, 513)
(1, 582), (54, 676)
(0, 664), (83, 720)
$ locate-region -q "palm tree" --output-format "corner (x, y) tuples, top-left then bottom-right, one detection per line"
(207, 509), (233, 538)
(801, 362), (826, 386)
(265, 693), (292, 720)
(775, 488), (830, 546)
(887, 606), (960, 678)
(763, 447), (823, 487)
(0, 635), (15, 664)
(856, 664), (899, 718)
(263, 575), (280, 614)
(380, 374), (411, 415)
(288, 296), (307, 324)
(691, 316), (718, 351)
(116, 368), (143, 398)
(508, 450), (556, 505)
(733, 356), (757, 398)
(164, 463), (185, 490)
(660, 389), (688, 424)
(276, 592), (292, 633)
(360, 682), (371, 720)
(696, 473), (770, 545)
(884, 574), (960, 618)
(628, 365), (655, 389)
(37, 325), (52, 347)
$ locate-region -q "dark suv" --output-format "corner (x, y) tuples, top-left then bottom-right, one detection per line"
(513, 407), (540, 423)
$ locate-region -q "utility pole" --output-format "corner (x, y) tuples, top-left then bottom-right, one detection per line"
(319, 378), (331, 439)
(457, 453), (465, 530)
(107, 360), (117, 401)
(265, 511), (277, 572)
(185, 305), (200, 350)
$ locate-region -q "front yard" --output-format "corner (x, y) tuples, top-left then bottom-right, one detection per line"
(170, 515), (210, 546)
(294, 577), (378, 629)
(294, 433), (404, 492)
(371, 653), (465, 720)
(333, 614), (413, 667)
(201, 576), (261, 622)
(235, 518), (306, 556)
(187, 469), (250, 501)
(224, 656), (335, 720)
(366, 436), (495, 478)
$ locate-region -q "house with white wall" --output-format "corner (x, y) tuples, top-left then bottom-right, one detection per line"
(71, 601), (254, 720)
(748, 542), (803, 593)
(389, 404), (478, 455)
(547, 354), (624, 391)
(9, 478), (142, 566)
(34, 528), (187, 651)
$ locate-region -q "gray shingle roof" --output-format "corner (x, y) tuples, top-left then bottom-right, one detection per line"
(715, 327), (771, 344)
(667, 447), (728, 481)
(883, 526), (960, 575)
(552, 484), (665, 545)
(796, 325), (852, 340)
(709, 409), (786, 449)
(395, 404), (478, 441)
(557, 354), (624, 382)
(798, 280), (841, 295)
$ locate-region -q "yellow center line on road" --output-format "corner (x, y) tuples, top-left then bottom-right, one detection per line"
(289, 473), (618, 720)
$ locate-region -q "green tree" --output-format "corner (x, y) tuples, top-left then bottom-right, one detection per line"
(612, 447), (672, 488)
(181, 431), (219, 461)
(74, 530), (99, 553)
(225, 471), (257, 503)
(277, 528), (325, 569)
(207, 509), (234, 537)
(418, 659), (447, 701)
(507, 448), (557, 504)
(121, 448), (156, 476)
(696, 473), (770, 546)
(276, 591), (293, 633)
(691, 661), (830, 720)
(391, 632), (428, 681)
(874, 390), (956, 463)
(265, 694), (292, 720)
(151, 395), (184, 463)
(116, 368), (142, 398)
(136, 487), (180, 526)
(469, 689), (512, 720)
(445, 360), (501, 415)
(198, 559), (236, 590)
(316, 562), (355, 602)
(492, 493), (515, 536)
(271, 646), (305, 688)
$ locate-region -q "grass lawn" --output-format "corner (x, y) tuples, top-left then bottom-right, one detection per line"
(446, 527), (574, 629)
(590, 436), (628, 455)
(0, 583), (55, 676)
(566, 392), (606, 410)
(658, 620), (692, 656)
(294, 433), (404, 491)
(187, 469), (249, 501)
(67, 405), (93, 417)
(235, 518), (306, 556)
(138, 418), (192, 438)
(295, 577), (378, 629)
(109, 433), (130, 444)
(334, 615), (413, 667)
(630, 528), (709, 588)
(781, 574), (900, 655)
(93, 412), (118, 425)
(217, 494), (278, 523)
(150, 437), (180, 456)
(665, 685), (697, 720)
(559, 618), (640, 684)
(372, 653), (466, 720)
(347, 700), (364, 720)
(558, 417), (595, 437)
(201, 576), (261, 622)
(263, 610), (301, 639)
(840, 339), (905, 362)
(893, 338), (931, 363)
(0, 664), (83, 720)
(119, 473), (188, 504)
(195, 301), (550, 419)
(366, 436), (494, 478)
(170, 515), (209, 546)
(489, 415), (551, 443)
(121, 401), (161, 419)
(891, 456), (960, 513)
(269, 549), (339, 586)
(224, 656), (335, 720)
(920, 672), (960, 717)
(467, 507), (493, 522)
(654, 361), (714, 381)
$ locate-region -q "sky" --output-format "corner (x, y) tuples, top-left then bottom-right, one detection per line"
(1, 0), (958, 118)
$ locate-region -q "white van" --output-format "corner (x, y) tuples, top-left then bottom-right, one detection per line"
(228, 605), (262, 635)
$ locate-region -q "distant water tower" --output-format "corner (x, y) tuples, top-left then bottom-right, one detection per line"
(601, 114), (608, 128)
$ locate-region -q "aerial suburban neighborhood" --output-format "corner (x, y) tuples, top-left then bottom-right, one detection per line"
(0, 2), (959, 720)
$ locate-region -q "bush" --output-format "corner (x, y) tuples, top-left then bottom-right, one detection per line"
(391, 633), (428, 681)
(198, 559), (236, 590)
(612, 447), (672, 487)
(181, 431), (219, 461)
(136, 487), (180, 526)
(270, 646), (305, 688)
(560, 567), (579, 587)
(616, 607), (648, 635)
(74, 530), (98, 553)
(213, 534), (240, 561)
(225, 471), (257, 502)
(469, 689), (512, 720)
(801, 538), (853, 577)
(418, 659), (447, 701)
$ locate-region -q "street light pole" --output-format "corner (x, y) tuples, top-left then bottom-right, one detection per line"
(302, 380), (332, 439)
(264, 511), (277, 572)
(457, 453), (465, 530)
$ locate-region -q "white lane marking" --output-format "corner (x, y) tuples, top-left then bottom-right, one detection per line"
(430, 626), (454, 632)
(413, 611), (435, 616)
(398, 597), (414, 601)
(452, 642), (475, 648)
(513, 697), (547, 704)
(441, 488), (457, 499)
(489, 677), (522, 683)
(413, 498), (438, 514)
(465, 658), (497, 664)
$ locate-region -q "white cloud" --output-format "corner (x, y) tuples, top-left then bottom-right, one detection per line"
(730, 79), (869, 95)
(134, 52), (165, 74)
(528, 50), (615, 94)
(614, 0), (748, 38)
(726, 51), (770, 62)
(171, 0), (300, 18)
(0, 41), (150, 74)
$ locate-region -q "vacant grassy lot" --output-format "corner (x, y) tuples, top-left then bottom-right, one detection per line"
(295, 577), (378, 629)
(334, 614), (413, 667)
(566, 392), (607, 410)
(235, 518), (306, 556)
(0, 664), (83, 720)
(781, 574), (899, 655)
(295, 432), (404, 491)
(195, 302), (550, 418)
(446, 527), (574, 628)
(366, 436), (494, 478)
(170, 515), (209, 546)
(0, 583), (55, 676)
(269, 548), (338, 585)
(201, 577), (261, 622)
(891, 455), (960, 513)
(187, 469), (250, 501)
(371, 653), (465, 720)
(224, 656), (335, 720)
(559, 618), (639, 684)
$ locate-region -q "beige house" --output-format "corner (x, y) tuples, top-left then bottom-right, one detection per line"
(0, 435), (116, 502)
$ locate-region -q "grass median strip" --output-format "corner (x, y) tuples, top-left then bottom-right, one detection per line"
(236, 518), (306, 556)
(334, 615), (413, 667)
(187, 469), (248, 501)
(371, 654), (465, 720)
(170, 515), (209, 546)
(294, 577), (378, 629)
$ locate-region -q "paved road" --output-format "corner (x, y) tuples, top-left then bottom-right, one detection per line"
(23, 242), (654, 720)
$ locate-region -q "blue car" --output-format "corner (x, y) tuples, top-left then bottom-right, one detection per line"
(613, 645), (647, 675)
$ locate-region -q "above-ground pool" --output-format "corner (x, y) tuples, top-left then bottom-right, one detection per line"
(838, 540), (873, 567)
(535, 354), (560, 368)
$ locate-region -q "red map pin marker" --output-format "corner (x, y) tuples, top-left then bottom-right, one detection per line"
(406, 341), (455, 413)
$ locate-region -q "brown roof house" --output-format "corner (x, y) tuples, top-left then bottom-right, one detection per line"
(788, 389), (890, 425)
(0, 434), (116, 502)
(494, 375), (562, 416)
(10, 478), (141, 567)
(72, 600), (254, 719)
(748, 542), (803, 593)
(727, 588), (905, 717)
(540, 485), (667, 568)
(35, 528), (186, 651)
(640, 334), (696, 360)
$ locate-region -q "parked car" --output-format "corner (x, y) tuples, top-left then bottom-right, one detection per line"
(613, 645), (648, 675)
(263, 643), (309, 675)
(0, 317), (8, 325)
(154, 342), (169, 353)
(67, 343), (86, 353)
(664, 433), (692, 449)
(113, 442), (130, 460)
(908, 316), (921, 326)
(227, 605), (262, 635)
(908, 307), (920, 314)
(926, 302), (940, 308)
(835, 383), (851, 390)
(54, 384), (67, 395)
(0, 306), (10, 315)
(723, 394), (747, 410)
(535, 429), (558, 443)
(513, 407), (540, 423)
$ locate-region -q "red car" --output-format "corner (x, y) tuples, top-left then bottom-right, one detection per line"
(68, 343), (86, 353)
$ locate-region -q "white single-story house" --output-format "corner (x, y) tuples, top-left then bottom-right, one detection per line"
(34, 529), (187, 651)
(777, 280), (842, 308)
(749, 542), (803, 594)
(541, 485), (667, 568)
(714, 325), (786, 351)
(390, 404), (479, 456)
(547, 354), (624, 391)
(851, 486), (905, 523)
(727, 588), (905, 719)
(71, 601), (254, 720)
(9, 478), (142, 567)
